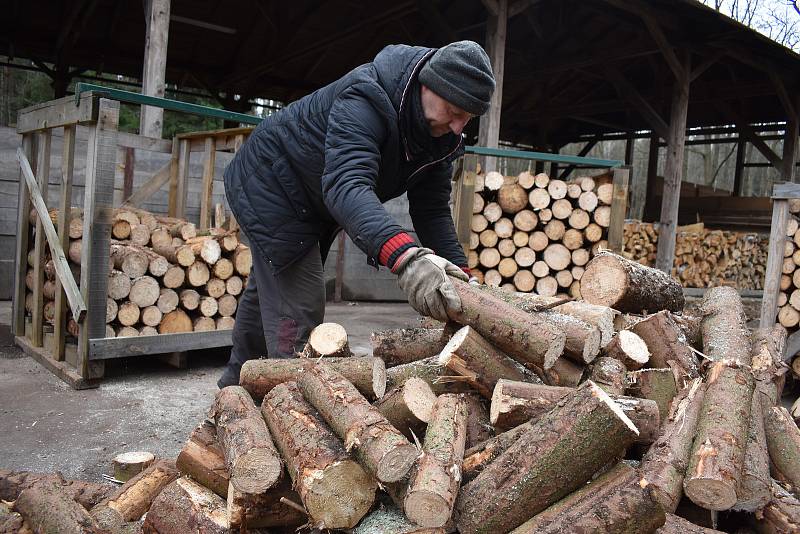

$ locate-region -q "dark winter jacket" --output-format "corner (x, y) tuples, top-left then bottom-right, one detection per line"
(223, 44), (466, 274)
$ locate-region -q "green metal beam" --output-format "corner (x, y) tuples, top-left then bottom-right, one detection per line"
(74, 83), (262, 125)
(465, 146), (623, 167)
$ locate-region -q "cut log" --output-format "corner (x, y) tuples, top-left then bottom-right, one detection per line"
(206, 277), (226, 298)
(594, 205), (611, 227)
(139, 325), (158, 336)
(386, 356), (470, 394)
(478, 248), (500, 269)
(116, 325), (139, 337)
(562, 229), (584, 251)
(194, 316), (216, 332)
(605, 330), (650, 370)
(91, 459), (179, 529)
(684, 361), (755, 511)
(528, 188), (551, 210)
(533, 172), (550, 188)
(764, 406), (800, 493)
(735, 393), (771, 512)
(212, 257), (234, 280)
(551, 198), (572, 220)
(375, 377), (437, 441)
(535, 356), (585, 387)
(597, 183), (614, 204)
(544, 219), (565, 241)
(216, 316), (235, 330)
(566, 182), (582, 199)
(199, 296), (219, 317)
(117, 301), (140, 327)
(473, 193), (485, 214)
(529, 231), (549, 252)
(179, 289), (200, 311)
(110, 243), (149, 278)
(568, 208), (590, 230)
(240, 356), (387, 401)
(489, 379), (661, 443)
(212, 386), (282, 494)
(225, 275), (244, 296)
(189, 237), (221, 265)
(514, 270), (536, 292)
(233, 245), (252, 276)
(302, 322), (352, 358)
(455, 381), (640, 534)
(405, 394), (468, 528)
(142, 477), (229, 534)
(484, 171), (504, 191)
(513, 246), (536, 268)
(15, 477), (103, 533)
(218, 294), (237, 317)
(478, 229), (498, 248)
(547, 179), (567, 199)
(631, 311), (699, 378)
(494, 218), (514, 238)
(627, 368), (679, 420)
(757, 480), (800, 534)
(437, 325), (542, 398)
(187, 261), (210, 287)
(589, 356), (627, 395)
(176, 420), (229, 498)
(543, 243), (571, 270)
(261, 381), (376, 529)
(581, 251), (685, 313)
(578, 191), (599, 212)
(156, 288), (178, 314)
(531, 260), (550, 277)
(509, 462), (666, 534)
(296, 362), (418, 483)
(513, 210), (538, 232)
(462, 393), (492, 449)
(371, 327), (447, 367)
(449, 279), (566, 370)
(497, 184), (528, 214)
(584, 222), (603, 242)
(536, 276), (558, 297)
(140, 305), (162, 327)
(0, 470), (114, 510)
(161, 264), (185, 289)
(106, 298), (117, 323)
(112, 451), (155, 482)
(471, 213), (488, 233)
(129, 276), (160, 308)
(640, 379), (705, 513)
(107, 270), (131, 300)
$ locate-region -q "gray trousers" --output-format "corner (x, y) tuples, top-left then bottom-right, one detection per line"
(218, 245), (326, 388)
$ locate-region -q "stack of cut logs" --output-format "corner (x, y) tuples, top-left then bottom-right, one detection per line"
(622, 221), (768, 290)
(776, 201), (800, 335)
(468, 171), (613, 298)
(4, 251), (800, 533)
(23, 207), (251, 338)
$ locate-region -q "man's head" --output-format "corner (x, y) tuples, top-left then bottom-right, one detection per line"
(419, 40), (496, 137)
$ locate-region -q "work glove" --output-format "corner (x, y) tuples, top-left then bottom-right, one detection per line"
(393, 247), (468, 322)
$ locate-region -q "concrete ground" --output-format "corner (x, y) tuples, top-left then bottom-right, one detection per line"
(0, 300), (419, 484)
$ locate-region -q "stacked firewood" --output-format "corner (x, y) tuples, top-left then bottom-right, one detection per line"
(776, 203), (800, 334)
(622, 221), (768, 290)
(23, 207), (251, 338)
(467, 171), (613, 298)
(4, 251), (800, 533)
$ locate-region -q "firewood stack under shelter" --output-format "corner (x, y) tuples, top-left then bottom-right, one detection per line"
(4, 251), (800, 533)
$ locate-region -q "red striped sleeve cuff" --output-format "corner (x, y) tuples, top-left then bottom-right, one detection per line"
(379, 232), (415, 269)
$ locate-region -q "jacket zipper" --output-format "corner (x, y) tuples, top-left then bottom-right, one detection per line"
(407, 137), (463, 184)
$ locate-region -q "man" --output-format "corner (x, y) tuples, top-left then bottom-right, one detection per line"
(218, 41), (496, 388)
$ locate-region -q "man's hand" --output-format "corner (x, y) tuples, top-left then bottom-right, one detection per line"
(392, 247), (468, 322)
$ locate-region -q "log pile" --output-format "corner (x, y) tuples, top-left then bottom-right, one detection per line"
(24, 207), (250, 338)
(622, 221), (768, 290)
(468, 171), (611, 298)
(5, 252), (800, 533)
(773, 204), (800, 335)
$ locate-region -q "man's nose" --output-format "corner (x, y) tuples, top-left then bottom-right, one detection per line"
(450, 117), (469, 135)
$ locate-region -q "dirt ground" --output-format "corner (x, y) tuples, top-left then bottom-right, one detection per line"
(0, 300), (419, 484)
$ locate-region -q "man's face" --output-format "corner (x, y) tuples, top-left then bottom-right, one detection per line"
(420, 85), (475, 137)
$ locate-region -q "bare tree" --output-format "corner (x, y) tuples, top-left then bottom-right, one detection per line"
(701, 0), (800, 51)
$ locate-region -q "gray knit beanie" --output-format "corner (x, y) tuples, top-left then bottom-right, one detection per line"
(419, 41), (496, 116)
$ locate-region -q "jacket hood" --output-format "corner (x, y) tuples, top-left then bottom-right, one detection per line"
(372, 44), (435, 113)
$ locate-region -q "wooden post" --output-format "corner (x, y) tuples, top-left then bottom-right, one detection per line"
(54, 125), (76, 360)
(198, 137), (216, 229)
(167, 139), (180, 216)
(760, 183), (800, 327)
(607, 166), (630, 253)
(655, 53), (691, 273)
(13, 134), (36, 336)
(174, 139), (190, 219)
(642, 132), (660, 220)
(477, 0), (507, 172)
(31, 130), (51, 347)
(624, 133), (634, 165)
(454, 153), (478, 255)
(781, 114), (798, 184)
(122, 147), (135, 200)
(140, 0), (171, 138)
(732, 138), (745, 196)
(78, 98), (119, 379)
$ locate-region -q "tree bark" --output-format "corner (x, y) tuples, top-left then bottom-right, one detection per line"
(212, 386), (282, 495)
(0, 470), (114, 510)
(449, 279), (566, 370)
(462, 393), (493, 450)
(684, 361), (754, 511)
(508, 462), (666, 534)
(176, 420), (229, 498)
(765, 406), (800, 493)
(240, 356), (387, 401)
(756, 480), (800, 534)
(91, 459), (179, 529)
(371, 327), (448, 367)
(581, 251), (685, 313)
(15, 477), (104, 534)
(405, 394), (468, 528)
(752, 325), (789, 412)
(700, 287), (752, 365)
(142, 477), (229, 534)
(297, 362), (418, 483)
(627, 368), (679, 421)
(589, 356), (627, 395)
(226, 476), (307, 530)
(640, 378), (705, 513)
(375, 377), (437, 441)
(437, 325), (542, 398)
(631, 311), (699, 378)
(455, 381), (640, 534)
(261, 381), (375, 529)
(735, 393), (771, 512)
(385, 356), (471, 394)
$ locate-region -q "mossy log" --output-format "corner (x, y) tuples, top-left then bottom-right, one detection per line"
(371, 327), (448, 367)
(239, 356), (386, 401)
(684, 361), (754, 511)
(735, 393), (772, 512)
(15, 478), (104, 534)
(297, 362), (418, 483)
(0, 470), (113, 510)
(640, 378), (705, 513)
(454, 381), (640, 534)
(405, 394), (468, 528)
(700, 287), (752, 366)
(764, 406), (800, 493)
(509, 463), (666, 534)
(261, 381), (375, 529)
(627, 368), (679, 421)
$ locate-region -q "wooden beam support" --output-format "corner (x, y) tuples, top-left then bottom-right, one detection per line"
(557, 137), (599, 181)
(732, 138), (745, 196)
(655, 53), (690, 273)
(761, 194), (791, 328)
(140, 0), (171, 139)
(717, 101), (783, 170)
(608, 166), (630, 253)
(782, 113), (799, 184)
(641, 17), (683, 82)
(13, 134), (36, 336)
(16, 93), (96, 134)
(30, 131), (51, 347)
(478, 0), (507, 171)
(606, 68), (669, 141)
(198, 137), (216, 230)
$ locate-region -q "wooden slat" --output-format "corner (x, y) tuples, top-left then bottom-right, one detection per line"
(607, 67), (670, 141)
(167, 140), (180, 216)
(454, 154), (478, 254)
(53, 125), (76, 361)
(16, 335), (99, 390)
(16, 93), (97, 134)
(116, 130), (173, 153)
(122, 147), (135, 200)
(772, 183), (800, 199)
(760, 198), (789, 328)
(31, 131), (52, 347)
(16, 146), (85, 323)
(174, 139), (190, 219)
(77, 98), (118, 380)
(781, 116), (798, 184)
(176, 126), (254, 140)
(607, 166), (630, 253)
(122, 159), (172, 208)
(12, 134), (36, 336)
(198, 137), (216, 230)
(89, 329), (232, 360)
